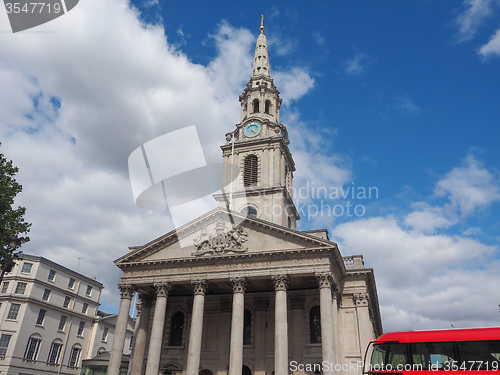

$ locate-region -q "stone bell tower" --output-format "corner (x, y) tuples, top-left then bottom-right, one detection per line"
(215, 16), (299, 229)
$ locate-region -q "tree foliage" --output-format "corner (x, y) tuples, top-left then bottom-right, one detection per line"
(0, 142), (31, 259)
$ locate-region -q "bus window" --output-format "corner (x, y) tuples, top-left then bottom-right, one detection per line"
(457, 341), (500, 370)
(371, 343), (388, 368)
(388, 343), (409, 368)
(410, 342), (456, 370)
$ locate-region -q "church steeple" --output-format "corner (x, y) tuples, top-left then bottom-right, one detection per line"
(252, 15), (271, 78)
(216, 17), (299, 229)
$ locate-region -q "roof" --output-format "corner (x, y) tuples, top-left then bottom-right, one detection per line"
(21, 254), (104, 287)
(375, 327), (500, 343)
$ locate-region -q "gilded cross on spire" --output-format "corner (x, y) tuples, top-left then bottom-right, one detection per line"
(260, 14), (264, 34)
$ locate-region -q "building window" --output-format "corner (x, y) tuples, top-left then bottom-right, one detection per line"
(101, 327), (109, 342)
(68, 345), (82, 367)
(24, 335), (42, 360)
(48, 269), (56, 282)
(15, 282), (27, 294)
(243, 309), (251, 345)
(36, 309), (46, 326)
(42, 288), (51, 301)
(243, 155), (258, 187)
(68, 278), (75, 289)
(252, 98), (259, 113)
(47, 341), (63, 364)
(82, 303), (88, 314)
(0, 334), (12, 356)
(240, 206), (257, 218)
(169, 312), (184, 346)
(97, 347), (106, 355)
(7, 303), (21, 320)
(85, 285), (92, 297)
(58, 316), (67, 331)
(63, 296), (71, 308)
(288, 216), (292, 229)
(21, 262), (33, 274)
(1, 281), (8, 293)
(77, 321), (85, 336)
(309, 305), (322, 344)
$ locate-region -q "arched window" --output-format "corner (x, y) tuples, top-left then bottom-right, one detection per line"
(265, 100), (271, 114)
(243, 155), (258, 187)
(68, 344), (82, 367)
(24, 333), (42, 360)
(199, 370), (213, 375)
(243, 366), (252, 375)
(240, 206), (257, 218)
(288, 217), (292, 229)
(169, 312), (184, 346)
(97, 347), (106, 355)
(253, 99), (259, 113)
(243, 309), (251, 345)
(309, 306), (322, 344)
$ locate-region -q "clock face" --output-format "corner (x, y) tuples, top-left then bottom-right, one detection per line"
(243, 121), (262, 138)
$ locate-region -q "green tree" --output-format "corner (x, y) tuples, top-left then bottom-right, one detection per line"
(0, 142), (31, 279)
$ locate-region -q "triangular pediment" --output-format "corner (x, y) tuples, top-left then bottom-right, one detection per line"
(115, 207), (338, 267)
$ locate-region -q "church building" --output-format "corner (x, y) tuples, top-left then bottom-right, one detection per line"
(107, 18), (382, 375)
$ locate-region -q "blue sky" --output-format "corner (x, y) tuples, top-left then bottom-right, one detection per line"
(1, 0), (500, 332)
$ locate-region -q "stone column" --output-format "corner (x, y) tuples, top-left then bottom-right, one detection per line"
(332, 290), (342, 366)
(354, 293), (373, 353)
(145, 282), (171, 375)
(130, 294), (153, 375)
(108, 284), (135, 375)
(186, 280), (208, 375)
(229, 278), (247, 375)
(289, 296), (305, 374)
(272, 275), (289, 375)
(316, 273), (336, 375)
(254, 298), (269, 375)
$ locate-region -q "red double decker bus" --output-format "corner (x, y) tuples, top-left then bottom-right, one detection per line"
(365, 327), (500, 374)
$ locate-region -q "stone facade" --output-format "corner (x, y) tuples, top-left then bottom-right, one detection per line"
(108, 19), (382, 375)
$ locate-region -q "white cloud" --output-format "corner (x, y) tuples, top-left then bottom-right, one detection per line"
(334, 215), (499, 331)
(478, 29), (500, 57)
(273, 67), (315, 103)
(0, 0), (317, 312)
(342, 52), (370, 76)
(334, 153), (500, 331)
(454, 0), (496, 43)
(395, 96), (422, 115)
(434, 154), (500, 217)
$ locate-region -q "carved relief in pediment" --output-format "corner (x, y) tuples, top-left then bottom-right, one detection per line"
(192, 218), (249, 256)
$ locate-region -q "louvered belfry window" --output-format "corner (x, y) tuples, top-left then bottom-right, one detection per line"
(244, 155), (258, 186)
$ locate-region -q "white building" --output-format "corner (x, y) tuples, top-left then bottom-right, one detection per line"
(108, 19), (382, 375)
(0, 254), (134, 375)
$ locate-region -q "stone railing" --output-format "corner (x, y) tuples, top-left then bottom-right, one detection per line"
(343, 255), (364, 269)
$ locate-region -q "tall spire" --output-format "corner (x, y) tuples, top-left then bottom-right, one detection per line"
(252, 14), (271, 78)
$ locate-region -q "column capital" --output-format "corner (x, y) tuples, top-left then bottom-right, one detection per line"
(118, 284), (136, 299)
(192, 279), (208, 295)
(230, 277), (247, 294)
(315, 272), (334, 289)
(354, 292), (369, 306)
(272, 275), (289, 291)
(154, 282), (171, 298)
